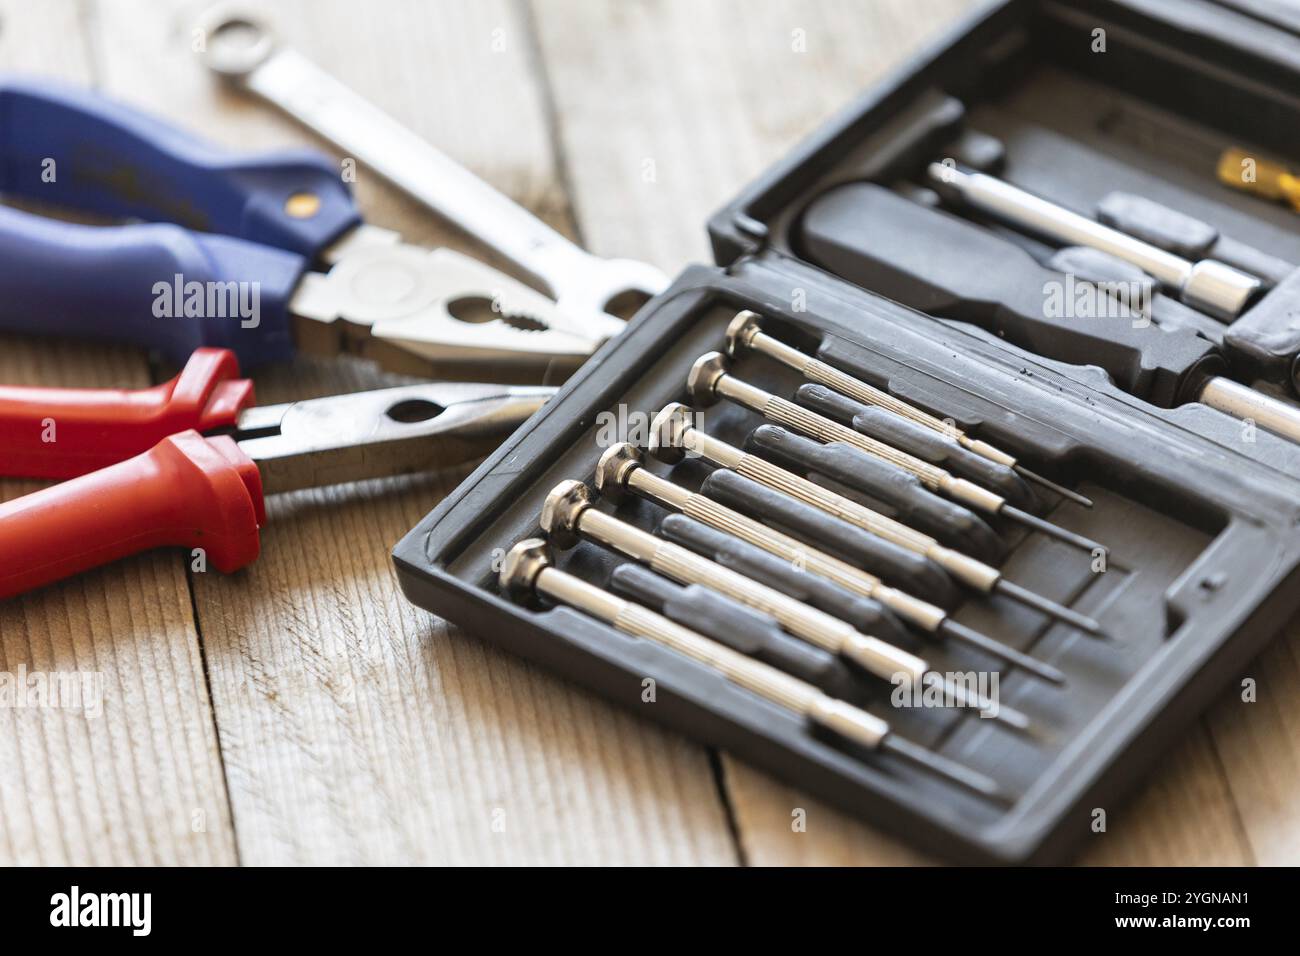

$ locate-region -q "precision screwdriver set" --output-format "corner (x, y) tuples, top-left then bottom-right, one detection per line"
(393, 0), (1300, 863)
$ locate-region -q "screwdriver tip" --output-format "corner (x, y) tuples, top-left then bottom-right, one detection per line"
(995, 579), (1105, 637)
(1014, 465), (1094, 508)
(1003, 506), (1109, 556)
(882, 735), (1011, 804)
(996, 704), (1032, 732)
(1027, 659), (1068, 687)
(940, 618), (1068, 686)
(926, 672), (1033, 733)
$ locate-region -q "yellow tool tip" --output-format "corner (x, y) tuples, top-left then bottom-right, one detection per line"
(1217, 147), (1300, 212)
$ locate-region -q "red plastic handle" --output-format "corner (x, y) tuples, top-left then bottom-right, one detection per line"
(0, 430), (266, 599)
(0, 347), (254, 479)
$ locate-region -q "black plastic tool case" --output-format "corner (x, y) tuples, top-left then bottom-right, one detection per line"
(394, 0), (1300, 863)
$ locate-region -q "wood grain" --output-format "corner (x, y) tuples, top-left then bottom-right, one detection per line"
(87, 0), (737, 864)
(0, 0), (235, 865)
(3, 0), (1296, 866)
(1204, 624), (1300, 866)
(530, 0), (989, 271)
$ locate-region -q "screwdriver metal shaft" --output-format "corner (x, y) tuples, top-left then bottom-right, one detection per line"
(609, 563), (864, 700)
(726, 309), (1092, 507)
(688, 352), (1108, 556)
(661, 513), (912, 646)
(540, 479), (1028, 730)
(500, 538), (1006, 801)
(747, 424), (1006, 563)
(929, 165), (1260, 319)
(596, 443), (1065, 685)
(794, 383), (1034, 510)
(703, 467), (961, 607)
(650, 402), (1102, 636)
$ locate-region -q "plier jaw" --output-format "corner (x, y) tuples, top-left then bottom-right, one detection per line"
(236, 380), (554, 495)
(289, 226), (601, 384)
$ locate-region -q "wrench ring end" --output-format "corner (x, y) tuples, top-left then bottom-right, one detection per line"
(198, 3), (278, 81)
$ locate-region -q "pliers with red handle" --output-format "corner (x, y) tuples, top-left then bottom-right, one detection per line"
(0, 348), (552, 599)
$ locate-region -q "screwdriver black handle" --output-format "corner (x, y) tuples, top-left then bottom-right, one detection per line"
(657, 512), (912, 647)
(608, 563), (861, 700)
(700, 468), (961, 609)
(746, 424), (1005, 563)
(798, 182), (1226, 407)
(794, 383), (1036, 509)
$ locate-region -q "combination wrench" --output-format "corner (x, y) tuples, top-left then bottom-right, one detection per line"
(199, 6), (668, 344)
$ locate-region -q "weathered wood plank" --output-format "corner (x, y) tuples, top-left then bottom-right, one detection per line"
(0, 0), (235, 865)
(91, 0), (737, 864)
(6, 0), (1293, 867)
(1204, 626), (1300, 866)
(531, 0), (988, 268)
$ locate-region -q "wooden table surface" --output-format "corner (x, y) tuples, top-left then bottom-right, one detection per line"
(2, 0), (1297, 866)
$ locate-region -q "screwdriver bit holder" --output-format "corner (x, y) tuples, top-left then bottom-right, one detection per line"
(395, 0), (1300, 862)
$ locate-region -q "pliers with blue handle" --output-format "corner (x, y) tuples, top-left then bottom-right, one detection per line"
(0, 76), (601, 382)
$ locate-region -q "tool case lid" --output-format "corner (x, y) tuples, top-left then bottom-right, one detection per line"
(710, 0), (1300, 266)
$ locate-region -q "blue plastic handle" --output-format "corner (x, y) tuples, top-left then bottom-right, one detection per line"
(0, 205), (303, 367)
(0, 75), (361, 259)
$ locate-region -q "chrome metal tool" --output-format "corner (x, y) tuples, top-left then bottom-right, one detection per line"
(726, 310), (1093, 507)
(541, 480), (1029, 730)
(0, 373), (553, 599)
(0, 76), (595, 381)
(501, 538), (1007, 801)
(201, 6), (668, 343)
(688, 353), (1108, 555)
(596, 443), (1066, 685)
(929, 164), (1260, 319)
(650, 403), (1103, 636)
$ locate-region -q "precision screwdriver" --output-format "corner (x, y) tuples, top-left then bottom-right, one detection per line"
(662, 513), (1067, 687)
(595, 443), (1065, 684)
(701, 467), (960, 608)
(726, 309), (1091, 507)
(608, 563), (864, 701)
(500, 538), (1007, 801)
(650, 403), (1103, 636)
(746, 424), (1006, 562)
(541, 479), (1028, 729)
(688, 352), (1108, 556)
(794, 384), (1036, 510)
(659, 512), (912, 647)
